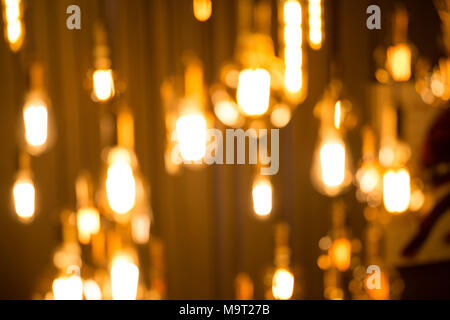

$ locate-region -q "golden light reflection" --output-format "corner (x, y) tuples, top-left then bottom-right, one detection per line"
(193, 0), (212, 22)
(308, 0), (323, 50)
(329, 238), (351, 272)
(13, 173), (35, 222)
(2, 0), (25, 51)
(386, 44), (412, 82)
(52, 273), (83, 300)
(110, 253), (139, 300)
(93, 69), (115, 102)
(176, 113), (207, 162)
(76, 207), (100, 244)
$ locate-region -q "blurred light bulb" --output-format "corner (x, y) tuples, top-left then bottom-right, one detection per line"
(383, 168), (410, 214)
(110, 253), (139, 300)
(106, 149), (136, 215)
(93, 69), (115, 102)
(23, 99), (48, 149)
(308, 0), (323, 50)
(193, 0), (212, 22)
(270, 104), (292, 128)
(334, 101), (341, 130)
(386, 44), (411, 82)
(2, 0), (24, 51)
(283, 1), (304, 95)
(359, 166), (381, 194)
(329, 238), (351, 272)
(132, 212), (151, 244)
(176, 114), (207, 161)
(252, 177), (273, 217)
(76, 207), (100, 244)
(214, 100), (240, 127)
(320, 141), (346, 188)
(52, 274), (83, 300)
(237, 69), (271, 116)
(13, 174), (35, 222)
(83, 280), (102, 300)
(272, 268), (294, 300)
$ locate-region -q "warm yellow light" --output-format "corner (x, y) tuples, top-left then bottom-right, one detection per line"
(383, 168), (411, 214)
(237, 69), (271, 116)
(176, 114), (207, 161)
(252, 178), (273, 217)
(272, 268), (294, 300)
(2, 0), (24, 51)
(106, 149), (136, 215)
(132, 212), (151, 244)
(193, 0), (212, 22)
(386, 44), (412, 82)
(13, 175), (35, 222)
(52, 274), (83, 300)
(83, 280), (102, 300)
(110, 253), (139, 300)
(359, 167), (380, 194)
(308, 0), (323, 50)
(320, 141), (346, 188)
(271, 104), (292, 128)
(76, 207), (100, 244)
(214, 100), (240, 127)
(283, 1), (304, 94)
(23, 100), (48, 149)
(334, 101), (341, 130)
(93, 69), (115, 102)
(329, 238), (351, 272)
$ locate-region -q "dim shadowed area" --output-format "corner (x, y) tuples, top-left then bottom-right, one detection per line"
(0, 0), (449, 299)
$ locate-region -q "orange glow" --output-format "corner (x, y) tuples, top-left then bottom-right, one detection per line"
(193, 0), (212, 22)
(329, 239), (351, 272)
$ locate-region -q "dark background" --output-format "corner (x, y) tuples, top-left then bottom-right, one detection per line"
(0, 0), (448, 299)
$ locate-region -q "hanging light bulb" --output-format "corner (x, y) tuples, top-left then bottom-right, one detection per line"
(176, 111), (207, 162)
(92, 23), (115, 102)
(272, 268), (294, 300)
(12, 171), (36, 223)
(105, 147), (137, 217)
(2, 0), (25, 52)
(383, 168), (411, 214)
(110, 252), (139, 300)
(76, 207), (100, 245)
(386, 44), (411, 82)
(252, 177), (273, 217)
(132, 212), (151, 244)
(237, 68), (271, 116)
(83, 279), (102, 300)
(328, 238), (352, 272)
(282, 0), (306, 101)
(52, 272), (83, 300)
(93, 69), (115, 102)
(193, 0), (212, 22)
(308, 0), (323, 50)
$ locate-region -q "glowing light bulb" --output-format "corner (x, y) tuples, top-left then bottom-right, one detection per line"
(334, 101), (342, 130)
(52, 274), (83, 300)
(13, 174), (35, 222)
(383, 168), (410, 214)
(2, 0), (25, 52)
(93, 69), (115, 102)
(193, 0), (212, 22)
(237, 69), (271, 116)
(23, 99), (48, 150)
(76, 207), (100, 244)
(252, 177), (273, 217)
(329, 238), (351, 272)
(176, 114), (207, 161)
(83, 280), (102, 300)
(320, 141), (346, 188)
(106, 149), (136, 215)
(110, 253), (139, 300)
(386, 44), (411, 82)
(272, 268), (294, 300)
(359, 167), (381, 194)
(283, 1), (304, 95)
(308, 0), (323, 50)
